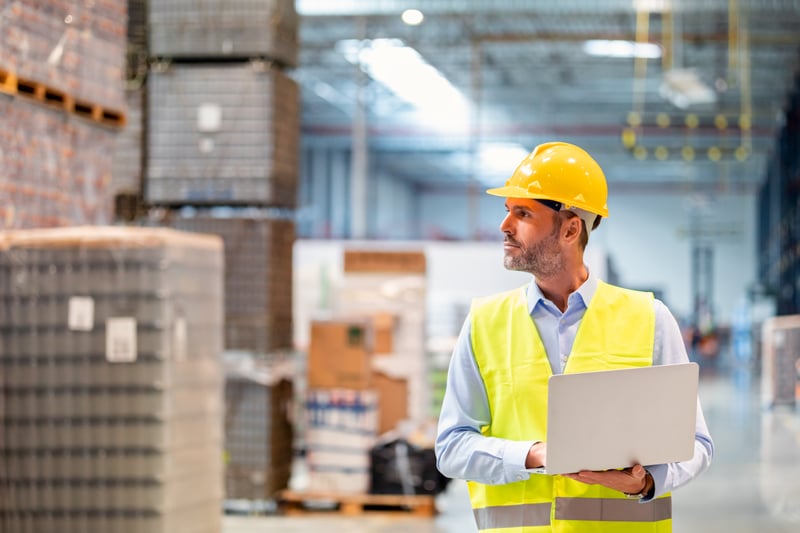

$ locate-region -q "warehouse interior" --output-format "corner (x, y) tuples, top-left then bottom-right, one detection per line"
(1, 0), (800, 531)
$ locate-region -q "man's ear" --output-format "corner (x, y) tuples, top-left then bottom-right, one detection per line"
(563, 215), (582, 242)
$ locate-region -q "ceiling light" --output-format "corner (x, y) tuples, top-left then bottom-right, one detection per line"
(659, 68), (716, 109)
(633, 0), (672, 12)
(582, 40), (661, 59)
(401, 9), (424, 26)
(337, 38), (470, 129)
(478, 142), (530, 184)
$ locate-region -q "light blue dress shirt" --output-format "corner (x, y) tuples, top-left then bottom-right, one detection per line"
(435, 273), (714, 500)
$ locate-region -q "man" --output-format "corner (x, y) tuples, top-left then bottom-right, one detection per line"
(435, 141), (713, 532)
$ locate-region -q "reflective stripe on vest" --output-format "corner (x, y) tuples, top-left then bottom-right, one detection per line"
(474, 503), (553, 529)
(555, 496), (672, 522)
(468, 281), (670, 532)
(473, 497), (672, 529)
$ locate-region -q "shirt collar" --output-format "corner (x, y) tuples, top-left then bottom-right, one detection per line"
(526, 269), (599, 315)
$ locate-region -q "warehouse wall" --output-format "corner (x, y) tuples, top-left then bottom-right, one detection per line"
(599, 190), (757, 325)
(371, 167), (420, 240)
(298, 144), (421, 239)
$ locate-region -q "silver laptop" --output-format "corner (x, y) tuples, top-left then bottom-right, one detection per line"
(528, 363), (699, 475)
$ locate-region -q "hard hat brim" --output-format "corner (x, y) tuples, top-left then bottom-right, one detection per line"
(485, 185), (609, 218)
(485, 185), (536, 198)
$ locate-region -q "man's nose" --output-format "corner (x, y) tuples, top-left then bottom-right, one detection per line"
(500, 214), (513, 234)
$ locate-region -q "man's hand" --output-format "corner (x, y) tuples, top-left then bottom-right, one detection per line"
(525, 442), (547, 468)
(562, 464), (651, 496)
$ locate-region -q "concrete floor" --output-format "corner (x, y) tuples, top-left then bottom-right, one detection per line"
(223, 361), (800, 532)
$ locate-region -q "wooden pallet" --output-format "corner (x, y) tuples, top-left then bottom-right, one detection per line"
(278, 490), (437, 517)
(0, 66), (125, 127)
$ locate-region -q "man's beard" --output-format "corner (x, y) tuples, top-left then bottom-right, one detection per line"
(504, 225), (564, 277)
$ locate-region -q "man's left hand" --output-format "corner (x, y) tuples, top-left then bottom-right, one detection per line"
(562, 464), (649, 495)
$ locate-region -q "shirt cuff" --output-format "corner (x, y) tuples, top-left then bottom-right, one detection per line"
(643, 464), (668, 501)
(503, 440), (537, 483)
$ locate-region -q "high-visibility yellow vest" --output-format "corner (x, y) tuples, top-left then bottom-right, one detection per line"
(468, 280), (672, 532)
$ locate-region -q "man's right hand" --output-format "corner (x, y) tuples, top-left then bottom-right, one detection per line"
(525, 441), (547, 468)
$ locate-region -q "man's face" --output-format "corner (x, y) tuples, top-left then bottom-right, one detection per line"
(500, 198), (564, 277)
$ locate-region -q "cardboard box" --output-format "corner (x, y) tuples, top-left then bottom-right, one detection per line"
(308, 320), (371, 389)
(375, 371), (408, 434)
(373, 313), (395, 354)
(343, 250), (426, 274)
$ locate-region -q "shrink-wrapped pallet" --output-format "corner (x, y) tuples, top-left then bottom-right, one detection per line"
(0, 0), (126, 111)
(0, 226), (224, 533)
(0, 99), (115, 229)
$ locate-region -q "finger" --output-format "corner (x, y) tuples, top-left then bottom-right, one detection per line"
(571, 470), (606, 484)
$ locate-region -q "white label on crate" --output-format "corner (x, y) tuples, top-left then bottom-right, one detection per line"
(198, 137), (215, 153)
(173, 317), (188, 362)
(68, 296), (94, 331)
(105, 317), (137, 363)
(197, 103), (222, 132)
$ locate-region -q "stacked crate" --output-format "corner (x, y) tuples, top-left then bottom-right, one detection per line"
(0, 226), (224, 533)
(141, 0), (301, 504)
(111, 88), (145, 222)
(148, 0), (298, 66)
(144, 0), (299, 209)
(145, 65), (299, 207)
(223, 365), (294, 500)
(109, 0), (147, 222)
(166, 216), (295, 355)
(162, 214), (297, 501)
(0, 0), (128, 230)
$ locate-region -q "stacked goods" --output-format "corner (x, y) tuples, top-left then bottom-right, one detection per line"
(0, 0), (126, 111)
(302, 250), (429, 495)
(148, 0), (299, 67)
(305, 389), (378, 494)
(111, 89), (145, 198)
(127, 0), (148, 55)
(0, 227), (224, 533)
(142, 1), (302, 506)
(223, 361), (294, 500)
(761, 315), (800, 408)
(146, 63), (299, 207)
(305, 320), (376, 494)
(111, 88), (145, 222)
(336, 250), (428, 427)
(166, 216), (295, 355)
(0, 99), (114, 229)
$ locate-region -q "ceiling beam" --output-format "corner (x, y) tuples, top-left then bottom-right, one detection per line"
(298, 0), (800, 16)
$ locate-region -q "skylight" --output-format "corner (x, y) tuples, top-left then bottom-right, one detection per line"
(582, 39), (662, 59)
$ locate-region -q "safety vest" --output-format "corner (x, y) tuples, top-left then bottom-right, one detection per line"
(468, 280), (672, 533)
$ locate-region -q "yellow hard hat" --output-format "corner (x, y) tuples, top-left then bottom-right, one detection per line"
(486, 141), (609, 218)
